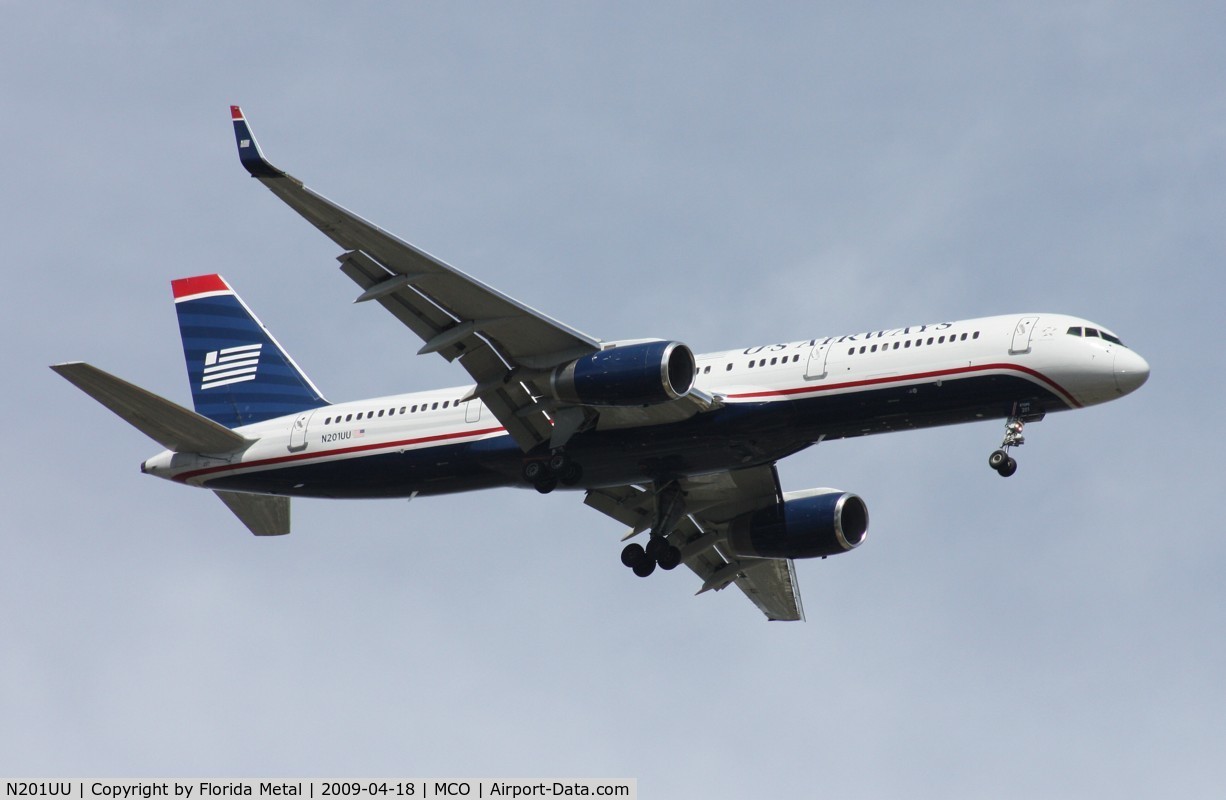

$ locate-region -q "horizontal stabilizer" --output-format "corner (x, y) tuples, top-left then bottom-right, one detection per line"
(214, 490), (290, 536)
(50, 362), (251, 454)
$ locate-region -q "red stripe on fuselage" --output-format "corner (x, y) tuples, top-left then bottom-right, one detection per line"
(727, 362), (1082, 408)
(173, 424), (508, 484)
(174, 363), (1076, 484)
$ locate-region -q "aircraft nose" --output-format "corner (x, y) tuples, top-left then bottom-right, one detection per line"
(1113, 349), (1150, 395)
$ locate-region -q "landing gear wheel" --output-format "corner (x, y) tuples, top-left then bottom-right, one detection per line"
(988, 450), (1009, 471)
(522, 461), (546, 483)
(645, 536), (671, 562)
(997, 457), (1018, 478)
(656, 545), (682, 571)
(534, 476), (558, 494)
(558, 462), (584, 486)
(632, 558), (657, 578)
(548, 453), (570, 473)
(621, 543), (646, 568)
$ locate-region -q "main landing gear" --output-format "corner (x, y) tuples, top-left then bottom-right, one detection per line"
(619, 480), (684, 578)
(621, 536), (682, 577)
(522, 451), (583, 494)
(988, 402), (1043, 478)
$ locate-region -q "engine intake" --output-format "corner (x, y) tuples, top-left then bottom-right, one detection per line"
(550, 340), (696, 407)
(726, 489), (869, 560)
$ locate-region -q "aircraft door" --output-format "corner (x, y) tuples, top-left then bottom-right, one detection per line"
(464, 400), (481, 423)
(805, 342), (830, 380)
(1010, 317), (1039, 354)
(289, 410), (315, 452)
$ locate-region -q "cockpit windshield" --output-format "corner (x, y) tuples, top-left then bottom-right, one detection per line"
(1067, 326), (1126, 347)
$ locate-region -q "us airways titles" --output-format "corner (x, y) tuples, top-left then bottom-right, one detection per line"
(740, 322), (955, 354)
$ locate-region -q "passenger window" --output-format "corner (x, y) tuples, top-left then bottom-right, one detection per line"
(973, 331), (980, 339)
(345, 414), (353, 422)
(859, 346), (866, 354)
(443, 401), (450, 409)
(960, 333), (967, 341)
(770, 357), (777, 365)
(725, 364), (732, 371)
(432, 402), (439, 410)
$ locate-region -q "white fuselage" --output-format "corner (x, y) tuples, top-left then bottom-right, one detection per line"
(142, 313), (1148, 495)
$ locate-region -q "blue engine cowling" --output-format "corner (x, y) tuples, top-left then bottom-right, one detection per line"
(550, 340), (696, 406)
(726, 490), (869, 560)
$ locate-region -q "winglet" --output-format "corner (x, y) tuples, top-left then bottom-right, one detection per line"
(230, 105), (284, 178)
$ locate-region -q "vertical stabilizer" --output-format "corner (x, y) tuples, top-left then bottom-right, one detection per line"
(172, 274), (327, 428)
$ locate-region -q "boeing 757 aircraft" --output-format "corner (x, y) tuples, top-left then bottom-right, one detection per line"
(51, 107), (1150, 620)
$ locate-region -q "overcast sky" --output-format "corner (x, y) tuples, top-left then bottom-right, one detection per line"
(5, 2), (1224, 797)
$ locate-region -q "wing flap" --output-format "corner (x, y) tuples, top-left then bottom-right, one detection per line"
(339, 249), (552, 450)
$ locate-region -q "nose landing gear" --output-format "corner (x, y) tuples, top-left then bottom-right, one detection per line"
(989, 402), (1044, 478)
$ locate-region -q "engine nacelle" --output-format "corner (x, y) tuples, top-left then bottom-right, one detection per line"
(550, 340), (696, 406)
(726, 489), (869, 560)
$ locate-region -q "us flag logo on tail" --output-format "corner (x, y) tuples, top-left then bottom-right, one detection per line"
(201, 344), (263, 390)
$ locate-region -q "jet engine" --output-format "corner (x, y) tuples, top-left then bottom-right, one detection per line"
(726, 489), (869, 560)
(550, 340), (696, 406)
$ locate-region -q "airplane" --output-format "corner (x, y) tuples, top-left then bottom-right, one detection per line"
(51, 106), (1150, 620)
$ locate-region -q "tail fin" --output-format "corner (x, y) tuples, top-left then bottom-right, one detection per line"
(172, 274), (327, 428)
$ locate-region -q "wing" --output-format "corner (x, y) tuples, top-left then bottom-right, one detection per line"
(230, 106), (601, 451)
(585, 465), (806, 621)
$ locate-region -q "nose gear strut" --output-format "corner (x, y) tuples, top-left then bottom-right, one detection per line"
(989, 401), (1044, 478)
